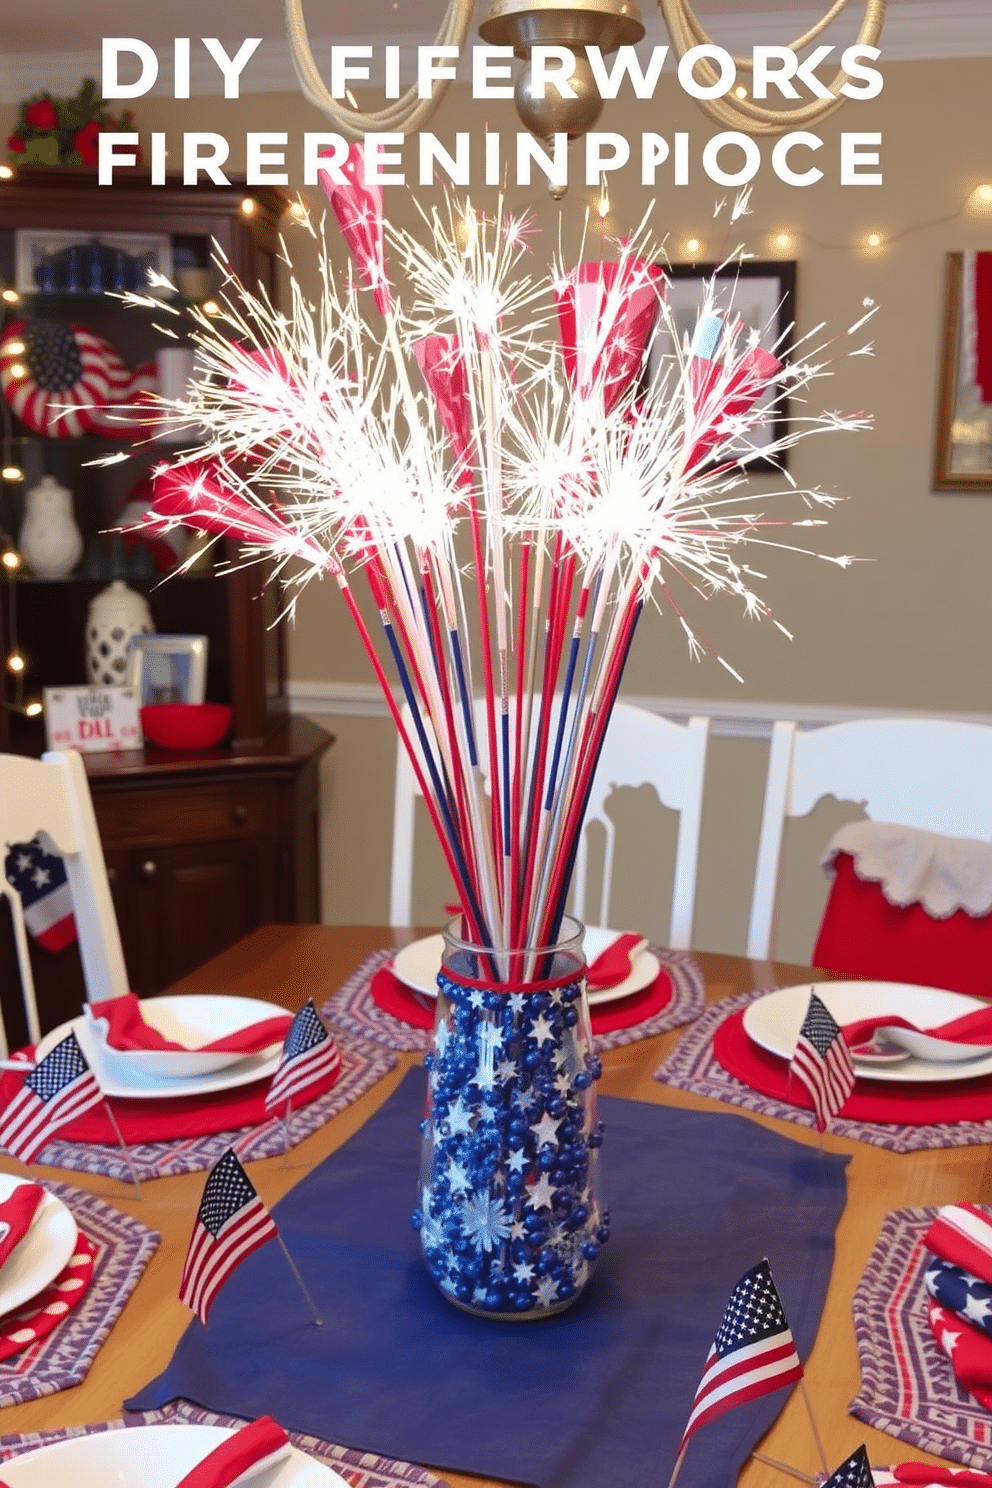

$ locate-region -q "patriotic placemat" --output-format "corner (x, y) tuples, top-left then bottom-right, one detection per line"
(850, 1206), (992, 1470)
(654, 991), (992, 1153)
(34, 1031), (397, 1182)
(324, 945), (706, 1053)
(0, 1403), (453, 1488)
(0, 1179), (158, 1408)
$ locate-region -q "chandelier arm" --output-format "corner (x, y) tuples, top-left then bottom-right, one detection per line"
(657, 0), (887, 133)
(661, 0), (855, 67)
(283, 0), (476, 137)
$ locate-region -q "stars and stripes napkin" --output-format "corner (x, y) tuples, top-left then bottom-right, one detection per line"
(923, 1205), (992, 1412)
(925, 1258), (992, 1338)
(3, 841), (76, 952)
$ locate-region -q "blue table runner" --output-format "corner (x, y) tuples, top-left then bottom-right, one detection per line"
(129, 1070), (848, 1488)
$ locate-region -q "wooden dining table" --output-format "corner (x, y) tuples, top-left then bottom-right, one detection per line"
(2, 923), (990, 1486)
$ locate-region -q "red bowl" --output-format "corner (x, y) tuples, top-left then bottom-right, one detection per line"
(140, 703), (233, 751)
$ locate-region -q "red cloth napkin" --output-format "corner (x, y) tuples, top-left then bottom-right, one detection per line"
(88, 994), (292, 1055)
(929, 1297), (992, 1413)
(924, 1204), (992, 1286)
(875, 1466), (992, 1486)
(369, 963), (673, 1035)
(586, 933), (649, 990)
(0, 1054), (342, 1147)
(814, 852), (992, 999)
(173, 1416), (291, 1488)
(0, 1230), (94, 1362)
(843, 1007), (992, 1050)
(712, 1009), (992, 1124)
(0, 1183), (45, 1270)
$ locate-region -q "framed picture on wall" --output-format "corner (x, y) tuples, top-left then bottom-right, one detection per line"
(932, 251), (992, 491)
(648, 259), (797, 474)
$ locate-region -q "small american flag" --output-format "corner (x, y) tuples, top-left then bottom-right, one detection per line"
(180, 1149), (278, 1325)
(790, 991), (856, 1132)
(823, 1445), (875, 1488)
(4, 840), (76, 951)
(0, 1032), (102, 1163)
(679, 1259), (804, 1450)
(264, 1000), (341, 1115)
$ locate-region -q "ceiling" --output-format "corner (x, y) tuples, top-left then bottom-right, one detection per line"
(1, 0), (989, 100)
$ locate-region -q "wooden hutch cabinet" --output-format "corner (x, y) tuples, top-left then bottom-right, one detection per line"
(0, 167), (332, 1039)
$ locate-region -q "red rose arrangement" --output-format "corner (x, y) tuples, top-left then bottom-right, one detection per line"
(6, 77), (138, 168)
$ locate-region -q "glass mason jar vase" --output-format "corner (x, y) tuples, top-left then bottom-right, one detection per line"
(413, 916), (608, 1320)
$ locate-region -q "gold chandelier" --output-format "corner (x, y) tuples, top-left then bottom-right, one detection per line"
(284, 0), (887, 142)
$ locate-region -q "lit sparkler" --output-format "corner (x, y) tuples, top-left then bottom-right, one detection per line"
(126, 156), (874, 962)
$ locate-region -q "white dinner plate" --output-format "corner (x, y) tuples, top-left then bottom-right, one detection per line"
(1, 1424), (349, 1487)
(0, 1173), (78, 1317)
(743, 982), (992, 1084)
(35, 996), (285, 1101)
(390, 927), (661, 1007)
(83, 995), (291, 1079)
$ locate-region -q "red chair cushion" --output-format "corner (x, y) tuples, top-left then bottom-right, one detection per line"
(812, 850), (992, 997)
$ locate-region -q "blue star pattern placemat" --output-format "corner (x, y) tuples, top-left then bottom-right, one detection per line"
(128, 1070), (848, 1488)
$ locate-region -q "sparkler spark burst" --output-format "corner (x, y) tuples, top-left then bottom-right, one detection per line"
(126, 162), (873, 954)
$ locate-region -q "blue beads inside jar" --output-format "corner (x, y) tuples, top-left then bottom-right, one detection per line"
(413, 919), (607, 1320)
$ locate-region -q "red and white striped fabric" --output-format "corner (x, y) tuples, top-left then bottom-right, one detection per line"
(0, 319), (156, 439)
(924, 1205), (992, 1287)
(873, 1468), (992, 1487)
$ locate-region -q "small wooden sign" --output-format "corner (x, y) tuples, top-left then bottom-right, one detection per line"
(43, 685), (142, 754)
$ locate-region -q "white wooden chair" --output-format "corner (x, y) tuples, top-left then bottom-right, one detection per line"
(390, 700), (709, 949)
(746, 718), (992, 961)
(0, 749), (128, 1054)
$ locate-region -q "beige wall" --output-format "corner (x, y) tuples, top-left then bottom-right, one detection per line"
(4, 56), (990, 956)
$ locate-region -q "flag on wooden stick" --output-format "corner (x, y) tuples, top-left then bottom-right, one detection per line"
(179, 1149), (278, 1325)
(0, 1032), (101, 1162)
(264, 1000), (341, 1115)
(790, 991), (856, 1132)
(679, 1259), (804, 1451)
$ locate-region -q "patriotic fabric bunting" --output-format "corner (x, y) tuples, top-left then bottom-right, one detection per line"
(679, 1258), (804, 1450)
(264, 999), (341, 1115)
(4, 838), (77, 951)
(0, 1032), (103, 1163)
(924, 1204), (992, 1286)
(789, 990), (856, 1132)
(179, 1149), (278, 1325)
(925, 1257), (992, 1337)
(823, 1445), (875, 1488)
(0, 318), (155, 438)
